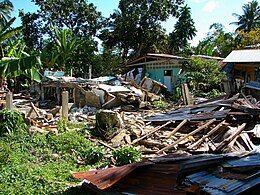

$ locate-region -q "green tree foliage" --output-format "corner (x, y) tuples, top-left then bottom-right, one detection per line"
(194, 23), (236, 57)
(185, 57), (226, 96)
(92, 47), (122, 77)
(100, 0), (184, 59)
(0, 17), (23, 58)
(237, 27), (260, 48)
(32, 0), (102, 36)
(41, 28), (97, 77)
(0, 0), (13, 29)
(19, 11), (43, 50)
(230, 0), (260, 32)
(169, 5), (196, 55)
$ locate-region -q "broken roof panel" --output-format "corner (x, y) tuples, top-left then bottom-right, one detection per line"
(223, 153), (260, 168)
(186, 170), (260, 195)
(223, 49), (260, 63)
(72, 162), (152, 190)
(98, 84), (131, 93)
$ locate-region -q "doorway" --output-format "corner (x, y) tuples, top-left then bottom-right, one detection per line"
(164, 70), (172, 92)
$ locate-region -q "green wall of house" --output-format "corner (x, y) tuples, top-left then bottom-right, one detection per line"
(145, 67), (181, 91)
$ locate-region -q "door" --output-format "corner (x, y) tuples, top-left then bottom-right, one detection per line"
(164, 70), (172, 92)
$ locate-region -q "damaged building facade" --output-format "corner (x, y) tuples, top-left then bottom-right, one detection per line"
(222, 49), (260, 97)
(125, 53), (187, 92)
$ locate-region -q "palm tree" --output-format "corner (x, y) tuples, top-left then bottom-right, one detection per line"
(230, 0), (260, 32)
(0, 0), (13, 29)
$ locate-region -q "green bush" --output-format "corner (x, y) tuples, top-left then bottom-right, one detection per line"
(112, 146), (141, 166)
(81, 146), (104, 165)
(0, 109), (27, 136)
(152, 100), (169, 109)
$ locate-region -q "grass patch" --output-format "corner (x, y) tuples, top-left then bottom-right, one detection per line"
(0, 110), (107, 194)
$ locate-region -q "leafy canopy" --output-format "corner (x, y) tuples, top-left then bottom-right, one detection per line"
(100, 0), (184, 58)
(230, 0), (260, 32)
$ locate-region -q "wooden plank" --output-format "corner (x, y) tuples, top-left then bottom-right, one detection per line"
(130, 120), (174, 145)
(167, 119), (188, 138)
(30, 102), (40, 117)
(157, 119), (216, 154)
(188, 120), (227, 149)
(216, 123), (246, 151)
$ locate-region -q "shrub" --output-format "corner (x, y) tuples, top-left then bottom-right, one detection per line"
(112, 146), (141, 166)
(0, 109), (27, 136)
(81, 146), (104, 165)
(152, 100), (169, 109)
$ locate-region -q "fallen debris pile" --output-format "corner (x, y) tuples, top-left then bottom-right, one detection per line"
(78, 94), (259, 156)
(72, 150), (260, 194)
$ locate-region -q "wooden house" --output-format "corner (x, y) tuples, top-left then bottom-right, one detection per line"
(125, 53), (187, 92)
(222, 49), (260, 97)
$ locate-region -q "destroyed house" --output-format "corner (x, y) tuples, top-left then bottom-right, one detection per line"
(222, 49), (260, 98)
(125, 53), (187, 92)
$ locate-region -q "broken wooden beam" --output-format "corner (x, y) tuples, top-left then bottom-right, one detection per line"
(167, 119), (188, 138)
(157, 119), (216, 154)
(216, 123), (246, 151)
(130, 120), (174, 145)
(188, 120), (227, 150)
(30, 102), (40, 117)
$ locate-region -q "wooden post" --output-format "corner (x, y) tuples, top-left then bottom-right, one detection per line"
(157, 119), (216, 154)
(62, 91), (69, 120)
(184, 83), (193, 105)
(6, 92), (13, 110)
(89, 65), (92, 79)
(40, 85), (45, 101)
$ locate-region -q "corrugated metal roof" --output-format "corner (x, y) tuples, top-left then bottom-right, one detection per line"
(223, 153), (260, 168)
(187, 170), (260, 194)
(223, 49), (260, 63)
(192, 54), (224, 61)
(146, 53), (186, 60)
(72, 162), (153, 190)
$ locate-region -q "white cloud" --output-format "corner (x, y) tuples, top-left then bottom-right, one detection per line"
(203, 0), (219, 12)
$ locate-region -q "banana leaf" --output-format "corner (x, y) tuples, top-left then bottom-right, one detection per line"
(0, 56), (42, 82)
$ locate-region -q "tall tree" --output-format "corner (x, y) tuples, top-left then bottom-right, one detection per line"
(194, 23), (236, 58)
(237, 27), (260, 48)
(230, 0), (260, 32)
(20, 0), (102, 50)
(169, 5), (196, 55)
(100, 0), (184, 59)
(0, 0), (13, 28)
(32, 0), (102, 36)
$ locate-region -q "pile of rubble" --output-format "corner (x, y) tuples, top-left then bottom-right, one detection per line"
(83, 94), (259, 157)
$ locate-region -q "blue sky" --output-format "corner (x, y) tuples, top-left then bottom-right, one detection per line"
(11, 0), (252, 46)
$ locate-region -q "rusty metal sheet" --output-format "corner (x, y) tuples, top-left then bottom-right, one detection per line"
(72, 162), (152, 190)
